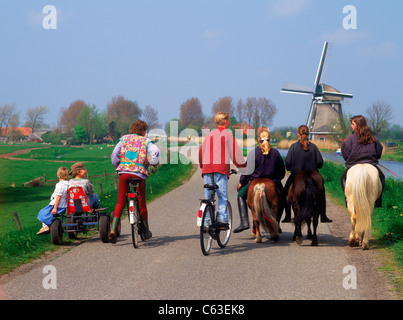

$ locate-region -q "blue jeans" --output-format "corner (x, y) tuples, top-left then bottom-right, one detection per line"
(203, 173), (228, 223)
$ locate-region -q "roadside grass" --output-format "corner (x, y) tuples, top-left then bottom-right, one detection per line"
(0, 145), (194, 275)
(319, 161), (403, 293)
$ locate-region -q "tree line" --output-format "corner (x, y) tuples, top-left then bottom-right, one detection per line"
(1, 96), (400, 144)
(0, 95), (277, 144)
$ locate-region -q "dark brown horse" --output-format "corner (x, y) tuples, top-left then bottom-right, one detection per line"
(288, 170), (325, 246)
(247, 178), (281, 243)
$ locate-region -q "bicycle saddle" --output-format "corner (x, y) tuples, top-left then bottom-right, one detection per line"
(127, 178), (142, 186)
(204, 183), (219, 190)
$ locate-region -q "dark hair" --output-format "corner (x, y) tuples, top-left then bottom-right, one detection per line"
(129, 120), (148, 136)
(298, 125), (309, 151)
(350, 115), (375, 145)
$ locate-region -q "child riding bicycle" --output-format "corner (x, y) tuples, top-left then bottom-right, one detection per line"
(110, 120), (160, 243)
(198, 112), (246, 229)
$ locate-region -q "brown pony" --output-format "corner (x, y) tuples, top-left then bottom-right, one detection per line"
(247, 178), (281, 243)
(288, 170), (325, 246)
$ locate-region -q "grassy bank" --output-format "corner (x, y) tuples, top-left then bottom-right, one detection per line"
(0, 145), (195, 275)
(319, 161), (403, 288)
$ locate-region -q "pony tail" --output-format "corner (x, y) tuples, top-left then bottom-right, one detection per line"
(298, 125), (310, 151)
(259, 140), (271, 155)
(351, 167), (372, 234)
(253, 183), (280, 233)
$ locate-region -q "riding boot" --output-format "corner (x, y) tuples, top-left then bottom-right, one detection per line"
(109, 217), (120, 244)
(233, 197), (250, 233)
(142, 220), (152, 240)
(281, 196), (292, 223)
(375, 167), (385, 208)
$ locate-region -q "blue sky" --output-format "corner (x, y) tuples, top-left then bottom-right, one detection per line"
(0, 0), (402, 129)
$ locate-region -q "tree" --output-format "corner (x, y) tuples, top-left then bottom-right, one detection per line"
(256, 97), (277, 128)
(77, 104), (106, 144)
(142, 105), (160, 131)
(58, 100), (86, 137)
(245, 98), (254, 126)
(239, 97), (277, 128)
(106, 96), (142, 138)
(212, 96), (234, 117)
(366, 101), (393, 136)
(0, 104), (19, 137)
(180, 97), (204, 128)
(74, 125), (87, 144)
(235, 99), (245, 123)
(25, 106), (49, 132)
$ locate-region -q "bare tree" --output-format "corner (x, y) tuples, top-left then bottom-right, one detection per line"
(0, 104), (19, 137)
(366, 101), (393, 136)
(245, 98), (255, 126)
(256, 97), (277, 128)
(180, 97), (204, 128)
(235, 99), (245, 123)
(26, 106), (49, 132)
(142, 105), (160, 131)
(212, 96), (234, 117)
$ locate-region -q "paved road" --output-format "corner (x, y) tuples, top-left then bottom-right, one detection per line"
(1, 162), (364, 301)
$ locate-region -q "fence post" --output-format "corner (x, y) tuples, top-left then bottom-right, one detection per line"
(12, 211), (21, 230)
(113, 176), (118, 190)
(98, 182), (103, 196)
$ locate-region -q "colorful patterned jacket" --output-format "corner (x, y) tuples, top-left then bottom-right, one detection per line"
(116, 134), (151, 176)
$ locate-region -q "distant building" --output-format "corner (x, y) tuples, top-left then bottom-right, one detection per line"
(0, 127), (33, 140)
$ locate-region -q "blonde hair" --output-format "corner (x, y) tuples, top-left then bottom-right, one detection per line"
(57, 167), (69, 180)
(214, 112), (229, 126)
(258, 130), (271, 155)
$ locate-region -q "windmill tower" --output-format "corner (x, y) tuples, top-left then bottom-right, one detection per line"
(281, 42), (353, 141)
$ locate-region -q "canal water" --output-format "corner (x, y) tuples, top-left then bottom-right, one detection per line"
(277, 149), (402, 180)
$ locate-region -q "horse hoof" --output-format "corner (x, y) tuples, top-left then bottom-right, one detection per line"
(307, 233), (313, 240)
(254, 237), (262, 243)
(311, 239), (318, 246)
(270, 235), (279, 242)
(362, 244), (369, 250)
(348, 240), (358, 247)
(296, 236), (303, 245)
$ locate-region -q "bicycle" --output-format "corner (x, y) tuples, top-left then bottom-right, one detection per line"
(126, 178), (146, 248)
(198, 170), (238, 256)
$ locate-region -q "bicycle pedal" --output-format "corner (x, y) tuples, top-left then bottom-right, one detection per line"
(216, 223), (229, 230)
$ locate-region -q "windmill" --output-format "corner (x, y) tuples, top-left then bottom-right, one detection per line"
(281, 42), (353, 140)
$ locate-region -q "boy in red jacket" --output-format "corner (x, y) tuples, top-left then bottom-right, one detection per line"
(199, 112), (246, 228)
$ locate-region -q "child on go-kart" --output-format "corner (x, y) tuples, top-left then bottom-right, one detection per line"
(68, 162), (100, 209)
(36, 167), (69, 235)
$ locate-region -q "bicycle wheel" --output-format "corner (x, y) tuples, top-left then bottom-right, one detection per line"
(129, 199), (140, 248)
(217, 201), (232, 248)
(200, 204), (213, 256)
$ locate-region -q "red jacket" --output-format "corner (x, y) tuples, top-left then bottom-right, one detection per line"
(199, 127), (246, 177)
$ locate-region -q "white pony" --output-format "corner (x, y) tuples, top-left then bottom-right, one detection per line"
(345, 164), (382, 250)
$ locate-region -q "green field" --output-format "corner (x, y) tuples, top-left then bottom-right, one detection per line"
(0, 144), (194, 275)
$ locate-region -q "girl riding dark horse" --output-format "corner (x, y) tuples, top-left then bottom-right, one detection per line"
(288, 170), (326, 246)
(283, 125), (332, 224)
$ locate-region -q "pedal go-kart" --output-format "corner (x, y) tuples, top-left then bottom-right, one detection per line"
(50, 186), (116, 245)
